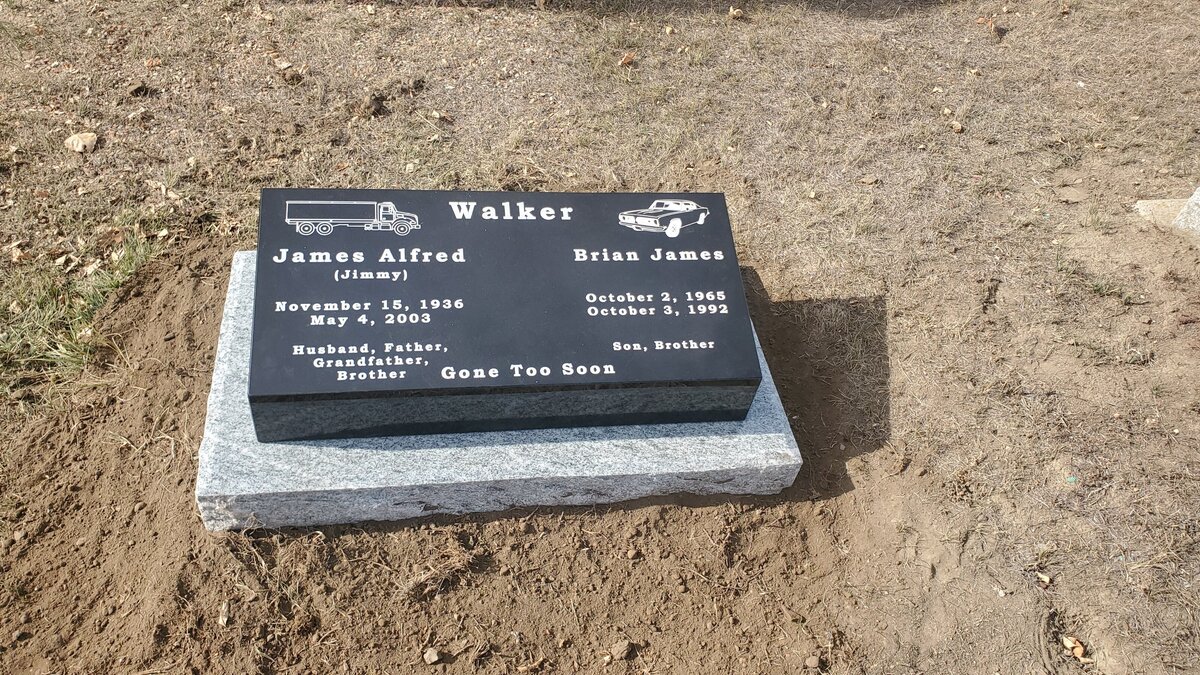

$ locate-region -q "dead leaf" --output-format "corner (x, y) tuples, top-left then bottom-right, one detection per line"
(664, 25), (675, 35)
(618, 52), (637, 67)
(1036, 572), (1051, 586)
(96, 227), (125, 248)
(273, 57), (293, 71)
(64, 132), (98, 153)
(858, 175), (880, 185)
(144, 57), (162, 69)
(728, 6), (744, 19)
(1060, 636), (1095, 663)
(82, 259), (102, 276)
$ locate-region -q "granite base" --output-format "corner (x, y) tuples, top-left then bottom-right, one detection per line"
(196, 251), (802, 530)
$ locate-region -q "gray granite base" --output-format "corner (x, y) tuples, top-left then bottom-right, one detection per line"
(196, 252), (802, 531)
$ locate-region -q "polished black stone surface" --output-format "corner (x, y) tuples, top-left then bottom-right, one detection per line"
(249, 189), (761, 441)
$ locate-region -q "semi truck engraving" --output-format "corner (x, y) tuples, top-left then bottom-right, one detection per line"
(285, 201), (420, 236)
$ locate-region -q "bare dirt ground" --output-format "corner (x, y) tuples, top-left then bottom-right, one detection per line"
(2, 0), (1199, 672)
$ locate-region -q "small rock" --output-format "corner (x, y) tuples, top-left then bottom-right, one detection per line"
(1171, 186), (1200, 235)
(422, 647), (441, 664)
(176, 389), (192, 403)
(64, 132), (98, 154)
(610, 640), (633, 660)
(805, 655), (821, 669)
(12, 629), (29, 642)
(133, 501), (147, 513)
(127, 81), (153, 97)
(13, 530), (26, 542)
(625, 548), (639, 560)
(1055, 186), (1088, 204)
(74, 537), (87, 548)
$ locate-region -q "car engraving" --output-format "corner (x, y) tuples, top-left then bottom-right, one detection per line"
(618, 199), (709, 238)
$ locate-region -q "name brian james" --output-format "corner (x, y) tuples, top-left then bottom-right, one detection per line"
(574, 248), (725, 262)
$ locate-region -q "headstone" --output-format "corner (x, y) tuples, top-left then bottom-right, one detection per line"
(195, 189), (802, 530)
(196, 252), (802, 530)
(250, 189), (761, 441)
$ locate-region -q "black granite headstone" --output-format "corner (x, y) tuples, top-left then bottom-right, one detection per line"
(249, 189), (761, 441)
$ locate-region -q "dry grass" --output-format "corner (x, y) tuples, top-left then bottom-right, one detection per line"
(0, 215), (164, 391)
(403, 531), (480, 600)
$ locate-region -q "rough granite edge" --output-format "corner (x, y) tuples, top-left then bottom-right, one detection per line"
(197, 464), (801, 530)
(196, 251), (802, 530)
